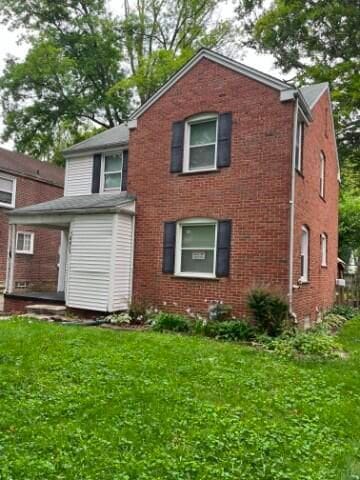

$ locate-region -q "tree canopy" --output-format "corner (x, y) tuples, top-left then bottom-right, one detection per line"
(0, 0), (236, 164)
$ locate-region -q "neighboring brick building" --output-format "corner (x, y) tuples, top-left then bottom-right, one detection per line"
(0, 148), (64, 302)
(3, 49), (339, 324)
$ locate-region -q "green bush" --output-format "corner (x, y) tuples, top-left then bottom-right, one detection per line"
(152, 312), (191, 333)
(263, 331), (343, 360)
(201, 320), (256, 342)
(247, 289), (289, 337)
(327, 304), (359, 320)
(322, 313), (347, 331)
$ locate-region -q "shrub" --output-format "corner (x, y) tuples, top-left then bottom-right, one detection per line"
(152, 312), (191, 333)
(263, 331), (343, 360)
(201, 319), (256, 342)
(247, 289), (289, 337)
(322, 313), (347, 331)
(327, 304), (359, 320)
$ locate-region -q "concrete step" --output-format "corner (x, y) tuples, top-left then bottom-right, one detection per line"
(25, 304), (67, 316)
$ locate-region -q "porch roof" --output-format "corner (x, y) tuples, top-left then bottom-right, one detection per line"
(8, 192), (136, 218)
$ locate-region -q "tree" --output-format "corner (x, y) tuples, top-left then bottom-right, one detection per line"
(0, 0), (131, 164)
(0, 0), (237, 164)
(236, 0), (360, 181)
(116, 0), (237, 103)
(339, 192), (360, 261)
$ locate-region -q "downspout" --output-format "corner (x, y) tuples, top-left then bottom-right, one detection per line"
(288, 95), (299, 317)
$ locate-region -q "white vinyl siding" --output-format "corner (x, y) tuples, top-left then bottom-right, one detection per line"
(64, 156), (93, 196)
(65, 212), (135, 312)
(110, 214), (134, 311)
(66, 215), (114, 311)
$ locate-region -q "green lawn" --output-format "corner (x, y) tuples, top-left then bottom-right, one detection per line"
(0, 318), (359, 480)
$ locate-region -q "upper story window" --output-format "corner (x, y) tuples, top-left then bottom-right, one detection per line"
(300, 225), (309, 282)
(16, 231), (34, 255)
(0, 174), (16, 208)
(295, 121), (304, 172)
(320, 233), (327, 267)
(320, 151), (326, 198)
(184, 115), (218, 172)
(175, 218), (217, 277)
(170, 112), (232, 174)
(101, 152), (123, 192)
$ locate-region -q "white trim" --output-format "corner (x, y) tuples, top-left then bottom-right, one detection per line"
(128, 119), (137, 129)
(15, 231), (34, 255)
(300, 225), (309, 283)
(130, 48), (290, 120)
(100, 151), (123, 193)
(320, 151), (326, 198)
(321, 233), (327, 267)
(174, 218), (217, 278)
(0, 173), (16, 209)
(183, 114), (218, 173)
(5, 225), (16, 293)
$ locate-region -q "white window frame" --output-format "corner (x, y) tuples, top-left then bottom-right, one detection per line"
(300, 225), (309, 282)
(183, 114), (218, 173)
(100, 151), (123, 193)
(320, 151), (325, 198)
(0, 173), (16, 209)
(321, 233), (327, 267)
(16, 231), (34, 255)
(295, 121), (304, 172)
(175, 218), (218, 278)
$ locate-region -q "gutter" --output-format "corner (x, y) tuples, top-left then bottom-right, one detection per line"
(288, 95), (299, 316)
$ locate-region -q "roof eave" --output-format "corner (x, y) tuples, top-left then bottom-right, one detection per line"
(63, 140), (129, 158)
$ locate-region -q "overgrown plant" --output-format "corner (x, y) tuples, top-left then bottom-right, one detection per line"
(247, 288), (289, 337)
(152, 312), (191, 333)
(200, 319), (255, 342)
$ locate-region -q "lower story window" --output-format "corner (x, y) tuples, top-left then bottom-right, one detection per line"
(321, 233), (327, 267)
(175, 219), (217, 277)
(16, 232), (34, 254)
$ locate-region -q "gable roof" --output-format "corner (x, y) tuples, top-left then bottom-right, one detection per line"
(0, 147), (64, 187)
(299, 83), (329, 109)
(130, 48), (294, 121)
(63, 124), (129, 157)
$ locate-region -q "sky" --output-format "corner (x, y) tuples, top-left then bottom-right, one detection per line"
(0, 0), (282, 151)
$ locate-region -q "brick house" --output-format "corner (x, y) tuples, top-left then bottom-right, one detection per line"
(0, 148), (64, 309)
(4, 49), (339, 324)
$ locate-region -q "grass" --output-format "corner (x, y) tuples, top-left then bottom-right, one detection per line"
(0, 318), (359, 479)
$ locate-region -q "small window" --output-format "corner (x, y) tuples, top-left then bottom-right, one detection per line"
(175, 219), (217, 277)
(300, 226), (309, 282)
(295, 121), (304, 172)
(320, 152), (326, 198)
(16, 232), (34, 254)
(184, 115), (217, 172)
(0, 175), (16, 208)
(101, 152), (123, 192)
(321, 233), (327, 267)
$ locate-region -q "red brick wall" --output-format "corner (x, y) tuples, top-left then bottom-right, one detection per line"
(0, 175), (63, 291)
(292, 92), (339, 323)
(128, 58), (294, 316)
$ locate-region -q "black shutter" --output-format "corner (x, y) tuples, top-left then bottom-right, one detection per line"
(92, 153), (102, 193)
(121, 149), (128, 191)
(163, 221), (176, 273)
(216, 220), (232, 277)
(170, 121), (185, 173)
(217, 112), (232, 168)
